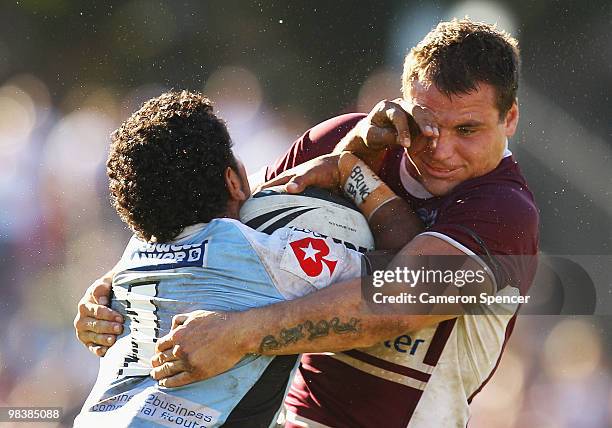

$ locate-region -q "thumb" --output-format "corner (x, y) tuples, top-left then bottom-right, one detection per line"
(257, 172), (292, 191)
(92, 278), (112, 306)
(285, 175), (307, 193)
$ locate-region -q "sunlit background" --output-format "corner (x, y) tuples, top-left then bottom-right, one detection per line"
(0, 1), (610, 426)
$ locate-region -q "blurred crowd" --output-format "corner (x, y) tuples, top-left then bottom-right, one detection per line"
(0, 1), (611, 427)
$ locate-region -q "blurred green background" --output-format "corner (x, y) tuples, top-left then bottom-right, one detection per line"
(0, 1), (610, 426)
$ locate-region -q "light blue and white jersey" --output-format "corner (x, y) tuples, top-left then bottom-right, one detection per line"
(74, 218), (363, 428)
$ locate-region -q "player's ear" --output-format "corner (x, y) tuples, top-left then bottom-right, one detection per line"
(503, 99), (519, 137)
(225, 166), (248, 202)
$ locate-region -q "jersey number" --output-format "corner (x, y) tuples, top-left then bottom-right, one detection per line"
(116, 281), (160, 377)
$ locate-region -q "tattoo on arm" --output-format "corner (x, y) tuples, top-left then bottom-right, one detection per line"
(259, 317), (361, 353)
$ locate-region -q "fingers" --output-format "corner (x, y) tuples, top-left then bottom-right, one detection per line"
(259, 172), (305, 194)
(171, 314), (189, 329)
(367, 100), (413, 150)
(151, 349), (177, 368)
(76, 315), (122, 335)
(78, 326), (118, 345)
(393, 100), (440, 147)
(79, 301), (123, 323)
(256, 154), (343, 195)
(156, 332), (176, 353)
(420, 124), (439, 149)
(364, 125), (399, 148)
(385, 105), (411, 148)
(256, 171), (309, 194)
(89, 317), (121, 333)
(408, 104), (440, 147)
(74, 301), (123, 354)
(75, 274), (122, 356)
(430, 126), (440, 149)
(150, 359), (189, 382)
(419, 122), (438, 140)
(158, 372), (195, 388)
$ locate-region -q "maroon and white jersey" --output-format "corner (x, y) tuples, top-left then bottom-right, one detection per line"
(266, 114), (539, 428)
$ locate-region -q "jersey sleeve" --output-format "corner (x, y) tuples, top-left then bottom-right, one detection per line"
(266, 113), (366, 180)
(236, 224), (365, 300)
(419, 184), (539, 296)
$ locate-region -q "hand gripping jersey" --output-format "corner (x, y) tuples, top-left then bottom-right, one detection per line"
(266, 114), (539, 428)
(74, 218), (363, 428)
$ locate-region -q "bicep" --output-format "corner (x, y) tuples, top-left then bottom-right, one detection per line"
(398, 233), (497, 295)
(371, 234), (497, 332)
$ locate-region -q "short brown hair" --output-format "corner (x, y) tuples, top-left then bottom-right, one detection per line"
(107, 91), (237, 242)
(402, 19), (520, 118)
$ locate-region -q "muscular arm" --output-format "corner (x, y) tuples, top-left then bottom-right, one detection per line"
(248, 196), (428, 355)
(367, 194), (422, 252)
(239, 234), (458, 356)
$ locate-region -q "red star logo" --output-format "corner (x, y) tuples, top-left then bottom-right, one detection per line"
(289, 237), (338, 277)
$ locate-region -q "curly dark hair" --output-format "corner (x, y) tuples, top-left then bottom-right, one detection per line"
(107, 90), (237, 242)
(402, 19), (520, 118)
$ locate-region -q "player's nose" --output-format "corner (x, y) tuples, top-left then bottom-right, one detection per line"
(428, 130), (454, 162)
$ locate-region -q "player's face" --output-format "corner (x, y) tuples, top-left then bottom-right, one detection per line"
(405, 81), (519, 196)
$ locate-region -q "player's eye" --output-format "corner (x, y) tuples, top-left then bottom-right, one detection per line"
(457, 126), (476, 137)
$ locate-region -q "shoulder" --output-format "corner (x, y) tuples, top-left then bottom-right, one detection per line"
(266, 113), (366, 180)
(296, 113), (366, 160)
(200, 219), (278, 255)
(306, 113), (366, 142)
(117, 234), (143, 266)
(220, 220), (296, 268)
(425, 176), (539, 292)
(444, 182), (538, 225)
(234, 223), (365, 296)
(430, 161), (539, 257)
(440, 157), (539, 229)
(220, 218), (291, 247)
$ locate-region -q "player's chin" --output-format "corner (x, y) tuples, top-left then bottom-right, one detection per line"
(421, 176), (460, 197)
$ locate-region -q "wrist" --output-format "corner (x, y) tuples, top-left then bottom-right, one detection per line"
(338, 152), (399, 220)
(232, 309), (261, 354)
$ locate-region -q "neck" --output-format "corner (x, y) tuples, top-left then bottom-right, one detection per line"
(222, 200), (242, 220)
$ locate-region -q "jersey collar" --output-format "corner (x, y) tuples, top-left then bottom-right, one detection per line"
(173, 223), (208, 240)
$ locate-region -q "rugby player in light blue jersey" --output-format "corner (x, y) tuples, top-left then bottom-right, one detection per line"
(74, 91), (418, 427)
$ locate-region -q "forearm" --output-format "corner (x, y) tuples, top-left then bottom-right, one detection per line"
(235, 229), (451, 357)
(237, 277), (417, 356)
